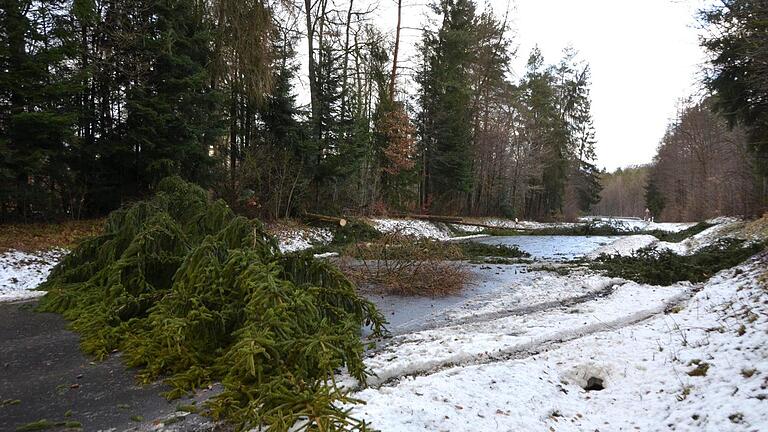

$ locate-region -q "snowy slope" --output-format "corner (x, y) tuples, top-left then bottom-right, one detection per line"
(349, 254), (768, 431)
(369, 218), (453, 240)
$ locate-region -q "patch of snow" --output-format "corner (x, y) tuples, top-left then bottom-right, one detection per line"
(369, 218), (452, 240)
(0, 249), (64, 302)
(450, 223), (485, 233)
(581, 216), (697, 233)
(273, 227), (333, 253)
(349, 254), (768, 431)
(587, 234), (658, 258)
(444, 234), (489, 241)
(313, 252), (339, 258)
(586, 218), (747, 258)
(481, 218), (580, 230)
(657, 218), (744, 255)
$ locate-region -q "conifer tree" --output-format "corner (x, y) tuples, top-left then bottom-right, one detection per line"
(0, 0), (81, 220)
(123, 0), (222, 191)
(418, 0), (477, 211)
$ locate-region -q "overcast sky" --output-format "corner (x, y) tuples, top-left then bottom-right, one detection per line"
(296, 0), (709, 172)
(506, 0), (709, 171)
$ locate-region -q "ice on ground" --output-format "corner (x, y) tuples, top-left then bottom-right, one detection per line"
(350, 254), (768, 432)
(272, 227), (333, 253)
(0, 249), (64, 302)
(473, 235), (619, 260)
(369, 218), (452, 240)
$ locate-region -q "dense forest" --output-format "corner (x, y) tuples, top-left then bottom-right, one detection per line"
(2, 0), (766, 223)
(590, 165), (649, 218)
(0, 0), (601, 222)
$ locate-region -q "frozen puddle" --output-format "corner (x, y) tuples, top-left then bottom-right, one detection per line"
(472, 235), (622, 260)
(363, 235), (628, 335)
(362, 264), (533, 335)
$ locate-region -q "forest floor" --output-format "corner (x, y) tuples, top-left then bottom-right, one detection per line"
(1, 216), (766, 431)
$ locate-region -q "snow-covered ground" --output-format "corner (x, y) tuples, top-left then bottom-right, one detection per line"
(3, 216), (765, 430)
(272, 226), (334, 253)
(348, 254), (768, 431)
(369, 218), (454, 240)
(589, 218), (745, 258)
(581, 216), (697, 233)
(0, 249), (63, 302)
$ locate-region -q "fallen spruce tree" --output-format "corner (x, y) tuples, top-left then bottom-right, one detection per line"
(591, 238), (765, 285)
(37, 177), (386, 431)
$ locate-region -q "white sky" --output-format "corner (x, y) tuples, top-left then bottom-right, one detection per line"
(506, 0), (709, 171)
(295, 0), (709, 171)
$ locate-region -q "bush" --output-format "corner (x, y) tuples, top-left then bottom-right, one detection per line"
(455, 242), (530, 259)
(644, 222), (713, 242)
(37, 177), (385, 432)
(591, 238), (764, 285)
(340, 232), (470, 296)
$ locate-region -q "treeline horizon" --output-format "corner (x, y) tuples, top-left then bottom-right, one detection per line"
(0, 0), (601, 223)
(2, 0), (766, 223)
(593, 99), (767, 222)
(581, 0), (768, 222)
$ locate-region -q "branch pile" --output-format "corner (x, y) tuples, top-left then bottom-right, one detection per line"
(38, 177), (385, 431)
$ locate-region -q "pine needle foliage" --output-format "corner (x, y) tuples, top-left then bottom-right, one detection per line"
(37, 177), (385, 431)
(591, 238), (765, 286)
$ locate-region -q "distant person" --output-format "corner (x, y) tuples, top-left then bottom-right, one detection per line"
(644, 208), (650, 222)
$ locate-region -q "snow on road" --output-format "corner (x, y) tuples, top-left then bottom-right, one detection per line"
(349, 254), (768, 432)
(0, 249), (63, 302)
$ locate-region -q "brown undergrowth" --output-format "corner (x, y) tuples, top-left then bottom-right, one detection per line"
(0, 219), (105, 252)
(339, 230), (471, 296)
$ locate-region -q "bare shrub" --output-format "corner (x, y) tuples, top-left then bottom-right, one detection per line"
(339, 230), (471, 296)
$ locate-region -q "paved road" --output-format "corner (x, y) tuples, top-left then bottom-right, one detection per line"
(0, 301), (218, 432)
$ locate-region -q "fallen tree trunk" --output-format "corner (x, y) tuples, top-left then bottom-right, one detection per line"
(390, 213), (463, 224)
(304, 212), (347, 227)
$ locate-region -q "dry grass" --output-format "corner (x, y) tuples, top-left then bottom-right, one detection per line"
(0, 219), (104, 252)
(339, 231), (471, 296)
